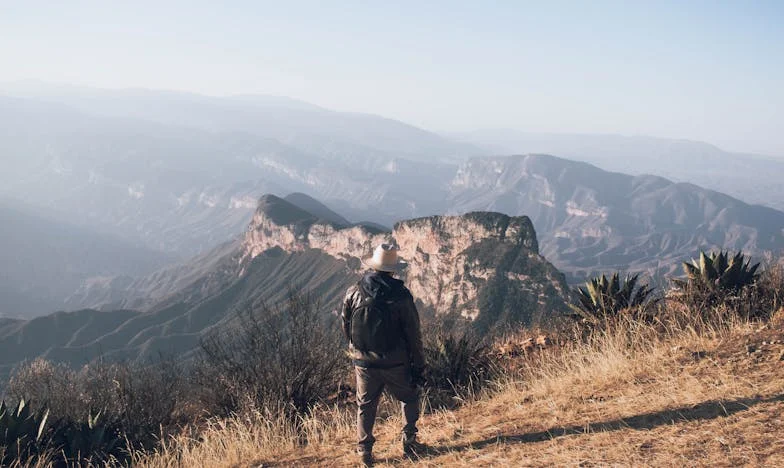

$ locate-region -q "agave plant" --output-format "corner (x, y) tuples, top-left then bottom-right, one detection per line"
(570, 273), (656, 324)
(423, 331), (497, 408)
(0, 399), (49, 464)
(54, 411), (125, 464)
(673, 250), (760, 293)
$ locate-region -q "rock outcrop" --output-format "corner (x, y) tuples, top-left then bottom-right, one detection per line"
(241, 195), (569, 324)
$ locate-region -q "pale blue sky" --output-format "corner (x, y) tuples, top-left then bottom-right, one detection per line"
(1, 0), (782, 154)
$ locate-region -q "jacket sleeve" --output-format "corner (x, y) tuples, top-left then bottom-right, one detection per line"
(341, 286), (355, 343)
(400, 292), (426, 369)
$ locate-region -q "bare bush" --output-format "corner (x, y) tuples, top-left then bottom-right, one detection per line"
(6, 359), (82, 418)
(198, 290), (348, 418)
(6, 356), (188, 451)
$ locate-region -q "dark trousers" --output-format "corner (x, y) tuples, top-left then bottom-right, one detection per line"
(355, 364), (420, 452)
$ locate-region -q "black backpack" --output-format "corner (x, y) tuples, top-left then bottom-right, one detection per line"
(350, 284), (403, 353)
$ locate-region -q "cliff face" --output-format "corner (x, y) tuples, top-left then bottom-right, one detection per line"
(241, 196), (389, 270)
(241, 195), (569, 324)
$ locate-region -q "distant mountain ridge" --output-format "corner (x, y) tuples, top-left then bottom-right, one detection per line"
(448, 154), (784, 281)
(1, 81), (481, 163)
(0, 199), (177, 318)
(0, 92), (454, 259)
(283, 192), (351, 227)
(453, 130), (784, 211)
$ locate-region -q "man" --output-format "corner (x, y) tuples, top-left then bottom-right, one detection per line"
(342, 243), (427, 466)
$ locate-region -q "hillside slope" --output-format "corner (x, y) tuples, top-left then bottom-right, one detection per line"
(141, 313), (784, 467)
(287, 324), (784, 466)
(0, 248), (354, 380)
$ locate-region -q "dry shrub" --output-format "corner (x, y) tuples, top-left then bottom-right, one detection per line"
(423, 328), (500, 409)
(132, 404), (355, 467)
(197, 290), (348, 419)
(5, 359), (81, 417)
(6, 356), (188, 451)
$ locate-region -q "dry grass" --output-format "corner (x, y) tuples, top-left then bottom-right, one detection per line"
(134, 310), (784, 467)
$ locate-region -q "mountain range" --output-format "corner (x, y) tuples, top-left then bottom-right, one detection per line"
(0, 195), (568, 380)
(452, 129), (784, 211)
(447, 155), (784, 281)
(1, 83), (784, 318)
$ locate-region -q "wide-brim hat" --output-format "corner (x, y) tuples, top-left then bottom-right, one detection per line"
(362, 243), (408, 272)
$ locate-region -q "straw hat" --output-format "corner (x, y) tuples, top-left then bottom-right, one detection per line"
(362, 243), (408, 272)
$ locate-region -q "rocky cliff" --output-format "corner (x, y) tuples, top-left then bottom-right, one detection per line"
(240, 195), (569, 324)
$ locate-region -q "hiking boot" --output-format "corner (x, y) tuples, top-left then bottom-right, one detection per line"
(358, 450), (373, 467)
(402, 434), (427, 459)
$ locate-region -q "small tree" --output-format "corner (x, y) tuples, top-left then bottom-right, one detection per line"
(571, 272), (656, 325)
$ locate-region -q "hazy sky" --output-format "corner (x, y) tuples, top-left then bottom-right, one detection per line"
(1, 0), (783, 155)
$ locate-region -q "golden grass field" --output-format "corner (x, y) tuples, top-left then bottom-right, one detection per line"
(134, 309), (784, 468)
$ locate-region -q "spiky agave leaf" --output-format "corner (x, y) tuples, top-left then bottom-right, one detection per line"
(715, 251), (729, 274)
(720, 255), (744, 289)
(618, 274), (641, 309)
(0, 399), (52, 465)
(699, 252), (718, 285)
(571, 272), (656, 324)
(683, 259), (700, 279)
(568, 303), (601, 324)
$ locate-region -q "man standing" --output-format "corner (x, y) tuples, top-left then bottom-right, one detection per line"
(342, 243), (427, 466)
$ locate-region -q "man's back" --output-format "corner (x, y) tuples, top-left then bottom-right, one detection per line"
(342, 270), (425, 370)
(345, 244), (427, 465)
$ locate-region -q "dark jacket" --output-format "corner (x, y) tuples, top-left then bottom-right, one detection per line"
(342, 271), (426, 369)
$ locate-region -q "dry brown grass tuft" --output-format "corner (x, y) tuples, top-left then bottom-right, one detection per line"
(134, 315), (784, 467)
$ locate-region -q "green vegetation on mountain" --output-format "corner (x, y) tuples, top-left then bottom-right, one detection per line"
(283, 192), (351, 227)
